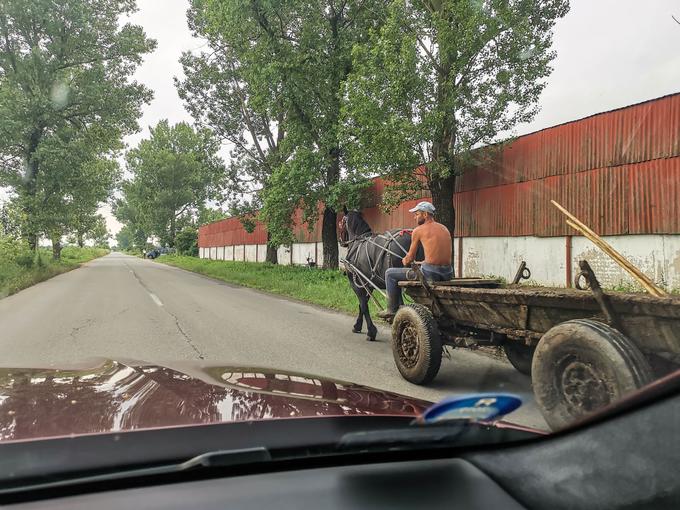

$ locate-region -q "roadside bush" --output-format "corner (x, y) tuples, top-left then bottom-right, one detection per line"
(0, 241), (108, 298)
(175, 227), (198, 256)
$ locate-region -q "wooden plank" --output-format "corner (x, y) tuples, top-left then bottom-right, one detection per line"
(400, 278), (502, 288)
(552, 199), (666, 297)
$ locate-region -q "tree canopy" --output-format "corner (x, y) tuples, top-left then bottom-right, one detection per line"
(199, 0), (384, 268)
(176, 0), (287, 262)
(0, 0), (155, 253)
(341, 0), (569, 255)
(119, 120), (224, 247)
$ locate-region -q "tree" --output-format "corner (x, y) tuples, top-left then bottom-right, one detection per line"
(176, 0), (285, 263)
(39, 157), (119, 257)
(87, 215), (110, 247)
(175, 227), (198, 256)
(115, 225), (133, 251)
(342, 0), (569, 260)
(123, 121), (224, 247)
(0, 0), (155, 250)
(112, 195), (148, 253)
(196, 206), (228, 226)
(203, 0), (383, 269)
(0, 199), (24, 238)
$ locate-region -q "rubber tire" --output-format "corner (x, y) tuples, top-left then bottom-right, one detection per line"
(391, 304), (442, 385)
(503, 342), (536, 376)
(532, 319), (653, 431)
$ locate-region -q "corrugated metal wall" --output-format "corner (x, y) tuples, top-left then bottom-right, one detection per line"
(456, 93), (680, 192)
(200, 93), (680, 247)
(199, 217), (268, 248)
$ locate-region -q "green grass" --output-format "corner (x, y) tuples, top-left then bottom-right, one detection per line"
(0, 245), (109, 299)
(158, 255), (384, 316)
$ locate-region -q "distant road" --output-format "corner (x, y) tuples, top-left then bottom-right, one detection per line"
(0, 252), (546, 429)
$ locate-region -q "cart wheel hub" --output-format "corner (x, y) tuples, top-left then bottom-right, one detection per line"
(399, 324), (420, 369)
(560, 360), (611, 412)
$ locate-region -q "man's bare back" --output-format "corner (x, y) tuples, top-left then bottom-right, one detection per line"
(403, 218), (452, 266)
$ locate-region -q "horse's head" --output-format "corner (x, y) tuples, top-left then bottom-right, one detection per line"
(339, 206), (372, 246)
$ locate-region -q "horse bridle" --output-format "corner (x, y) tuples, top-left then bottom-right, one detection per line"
(338, 215), (349, 247)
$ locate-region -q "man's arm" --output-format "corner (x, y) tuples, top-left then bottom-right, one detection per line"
(402, 228), (421, 266)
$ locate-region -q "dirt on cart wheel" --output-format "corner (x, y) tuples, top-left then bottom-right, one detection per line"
(532, 319), (653, 431)
(391, 304), (442, 385)
(503, 341), (536, 376)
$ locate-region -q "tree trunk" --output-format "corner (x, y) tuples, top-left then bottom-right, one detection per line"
(265, 231), (278, 264)
(77, 232), (84, 248)
(321, 206), (338, 269)
(51, 236), (62, 261)
(23, 128), (43, 252)
(169, 215), (176, 248)
(322, 146), (341, 270)
(27, 233), (38, 252)
(428, 173), (456, 276)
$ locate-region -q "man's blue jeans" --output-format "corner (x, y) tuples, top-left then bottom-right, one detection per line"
(385, 264), (453, 312)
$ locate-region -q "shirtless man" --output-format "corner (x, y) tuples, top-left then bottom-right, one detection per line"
(378, 201), (453, 319)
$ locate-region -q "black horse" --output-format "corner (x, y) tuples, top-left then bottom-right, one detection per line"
(339, 207), (422, 341)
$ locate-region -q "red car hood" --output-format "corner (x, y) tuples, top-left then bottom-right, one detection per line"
(0, 359), (431, 443)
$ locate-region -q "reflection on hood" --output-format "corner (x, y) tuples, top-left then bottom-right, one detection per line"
(0, 360), (429, 442)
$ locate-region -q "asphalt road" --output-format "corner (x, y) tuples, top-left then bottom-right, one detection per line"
(0, 252), (546, 429)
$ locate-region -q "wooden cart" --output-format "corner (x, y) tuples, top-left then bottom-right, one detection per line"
(393, 262), (680, 430)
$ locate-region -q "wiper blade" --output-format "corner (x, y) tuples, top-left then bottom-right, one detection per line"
(338, 424), (469, 451)
(180, 447), (271, 469)
(0, 447), (271, 497)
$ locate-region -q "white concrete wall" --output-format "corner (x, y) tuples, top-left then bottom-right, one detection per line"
(199, 235), (680, 290)
(224, 245), (234, 261)
(277, 245), (292, 265)
(461, 236), (566, 287)
(572, 234), (680, 291)
(202, 242), (345, 268)
(292, 242), (317, 265)
(245, 244), (258, 262)
(460, 234), (680, 290)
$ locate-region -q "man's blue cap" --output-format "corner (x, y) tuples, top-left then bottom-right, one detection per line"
(408, 201), (436, 214)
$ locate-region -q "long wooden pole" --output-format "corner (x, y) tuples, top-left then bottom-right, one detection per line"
(551, 200), (666, 297)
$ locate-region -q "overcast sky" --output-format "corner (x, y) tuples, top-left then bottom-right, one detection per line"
(34, 1), (680, 238)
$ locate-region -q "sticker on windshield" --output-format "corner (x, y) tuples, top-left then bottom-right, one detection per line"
(418, 394), (523, 423)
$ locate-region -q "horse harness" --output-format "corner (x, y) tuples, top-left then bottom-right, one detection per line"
(344, 230), (411, 290)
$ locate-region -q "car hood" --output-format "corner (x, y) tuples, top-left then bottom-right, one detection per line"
(0, 359), (432, 442)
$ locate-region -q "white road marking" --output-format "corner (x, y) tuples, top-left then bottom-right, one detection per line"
(149, 293), (163, 307)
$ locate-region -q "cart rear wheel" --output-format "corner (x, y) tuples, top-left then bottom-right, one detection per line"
(503, 341), (536, 376)
(391, 304), (442, 385)
(532, 319), (653, 430)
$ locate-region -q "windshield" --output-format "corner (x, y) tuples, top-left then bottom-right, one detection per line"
(1, 0), (679, 453)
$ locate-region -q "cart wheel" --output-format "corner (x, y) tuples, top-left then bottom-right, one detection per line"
(503, 341), (536, 376)
(532, 319), (653, 430)
(391, 304), (442, 385)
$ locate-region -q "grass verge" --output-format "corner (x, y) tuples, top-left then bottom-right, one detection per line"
(157, 255), (383, 316)
(0, 246), (109, 299)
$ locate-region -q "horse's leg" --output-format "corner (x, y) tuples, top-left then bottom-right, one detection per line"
(348, 274), (364, 333)
(362, 290), (378, 342)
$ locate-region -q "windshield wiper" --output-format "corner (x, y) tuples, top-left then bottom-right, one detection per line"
(0, 447), (272, 497)
(337, 423), (471, 452)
